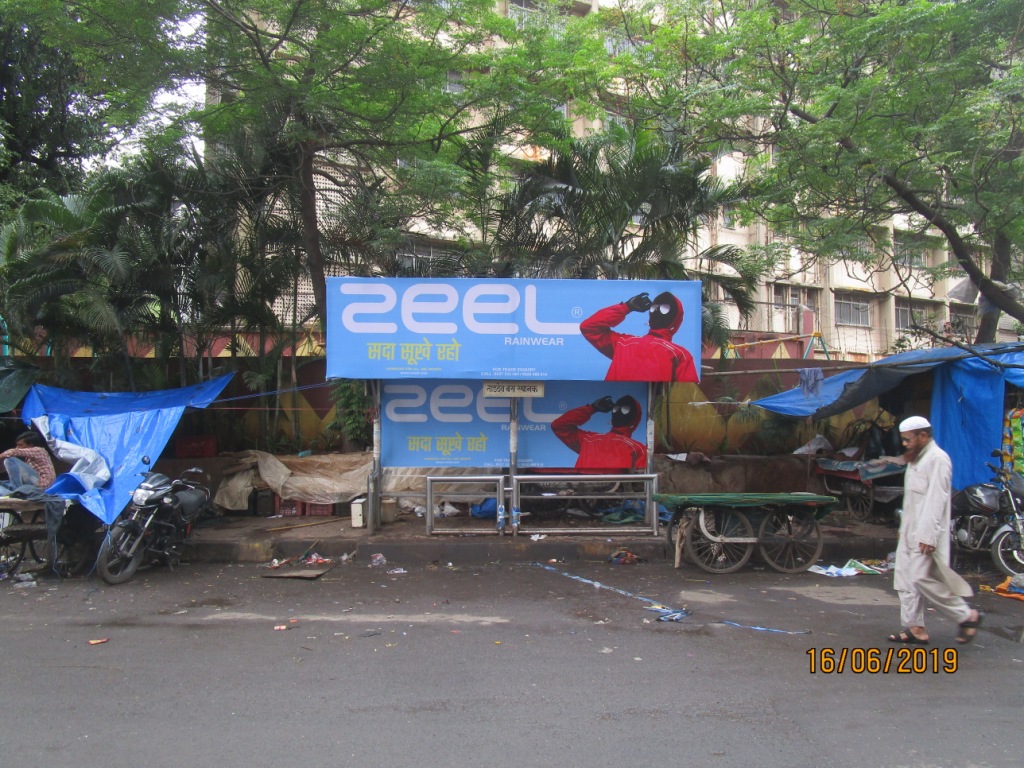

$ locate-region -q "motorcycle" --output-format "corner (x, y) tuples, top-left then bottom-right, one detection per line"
(951, 451), (1024, 577)
(97, 459), (211, 584)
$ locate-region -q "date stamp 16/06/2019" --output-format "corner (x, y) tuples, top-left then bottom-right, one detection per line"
(807, 647), (958, 674)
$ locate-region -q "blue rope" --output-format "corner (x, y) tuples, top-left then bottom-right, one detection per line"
(532, 562), (691, 621)
(533, 562), (812, 634)
(717, 620), (811, 635)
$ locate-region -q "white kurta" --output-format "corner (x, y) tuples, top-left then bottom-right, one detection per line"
(894, 439), (973, 627)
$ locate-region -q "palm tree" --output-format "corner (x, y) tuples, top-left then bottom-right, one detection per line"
(492, 124), (763, 343)
(0, 186), (157, 388)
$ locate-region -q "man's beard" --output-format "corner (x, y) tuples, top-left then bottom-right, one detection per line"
(904, 444), (924, 463)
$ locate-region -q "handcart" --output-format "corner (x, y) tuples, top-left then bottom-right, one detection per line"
(0, 498), (99, 578)
(654, 492), (839, 574)
(0, 498), (49, 576)
(813, 458), (905, 520)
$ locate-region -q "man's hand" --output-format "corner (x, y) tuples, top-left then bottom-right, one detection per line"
(918, 542), (936, 555)
(590, 396), (614, 412)
(625, 292), (652, 312)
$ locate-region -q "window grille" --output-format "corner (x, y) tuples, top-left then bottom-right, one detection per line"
(835, 292), (870, 327)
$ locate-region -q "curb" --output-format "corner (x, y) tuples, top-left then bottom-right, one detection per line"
(190, 531), (896, 567)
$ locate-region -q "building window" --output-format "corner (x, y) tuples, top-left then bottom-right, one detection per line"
(397, 242), (459, 276)
(509, 0), (540, 29)
(835, 292), (871, 327)
(893, 231), (927, 268)
(722, 205), (736, 229)
(769, 284), (821, 334)
(838, 236), (874, 262)
(603, 113), (628, 134)
(895, 298), (914, 331)
(948, 305), (977, 340)
(444, 70), (464, 94)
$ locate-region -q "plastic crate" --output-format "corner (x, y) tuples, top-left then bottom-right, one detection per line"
(275, 496), (302, 516)
(303, 502), (335, 516)
(175, 435), (217, 458)
(248, 488), (275, 517)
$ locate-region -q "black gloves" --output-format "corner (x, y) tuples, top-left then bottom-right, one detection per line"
(625, 292), (652, 312)
(590, 396), (614, 412)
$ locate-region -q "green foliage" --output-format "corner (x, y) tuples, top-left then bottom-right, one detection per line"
(490, 124), (766, 342)
(634, 0), (1024, 337)
(327, 379), (372, 450)
(0, 20), (107, 215)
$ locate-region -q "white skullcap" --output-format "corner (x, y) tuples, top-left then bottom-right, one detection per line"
(899, 416), (931, 432)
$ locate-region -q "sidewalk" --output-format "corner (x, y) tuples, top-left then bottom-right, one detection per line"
(189, 509), (899, 567)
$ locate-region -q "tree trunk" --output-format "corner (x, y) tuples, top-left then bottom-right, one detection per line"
(974, 232), (1012, 344)
(297, 140), (327, 328)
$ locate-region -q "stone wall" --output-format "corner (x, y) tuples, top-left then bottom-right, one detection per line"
(654, 454), (828, 495)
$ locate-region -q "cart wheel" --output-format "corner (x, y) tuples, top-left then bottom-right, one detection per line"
(27, 509), (51, 564)
(665, 510), (694, 568)
(684, 507), (754, 574)
(846, 482), (874, 521)
(0, 510), (27, 576)
(758, 508), (823, 573)
(52, 539), (94, 578)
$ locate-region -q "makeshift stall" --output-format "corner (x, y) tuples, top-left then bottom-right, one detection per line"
(1, 376), (232, 577)
(327, 277), (703, 536)
(812, 458), (905, 519)
(752, 342), (1024, 491)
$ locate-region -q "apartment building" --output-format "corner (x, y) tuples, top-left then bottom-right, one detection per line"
(709, 216), (1010, 363)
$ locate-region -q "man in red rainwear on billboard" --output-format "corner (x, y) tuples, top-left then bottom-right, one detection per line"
(552, 395), (647, 470)
(580, 291), (698, 382)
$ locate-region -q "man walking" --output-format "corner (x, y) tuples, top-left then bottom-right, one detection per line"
(889, 416), (983, 645)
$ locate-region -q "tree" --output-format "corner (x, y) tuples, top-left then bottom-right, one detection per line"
(189, 0), (597, 325)
(641, 0), (1024, 342)
(492, 124), (766, 343)
(0, 21), (108, 215)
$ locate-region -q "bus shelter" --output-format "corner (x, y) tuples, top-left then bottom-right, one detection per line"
(326, 277), (702, 537)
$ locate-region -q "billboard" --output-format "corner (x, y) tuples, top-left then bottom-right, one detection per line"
(382, 379), (647, 469)
(327, 277), (701, 381)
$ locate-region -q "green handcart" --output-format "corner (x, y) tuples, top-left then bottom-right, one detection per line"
(655, 492), (839, 574)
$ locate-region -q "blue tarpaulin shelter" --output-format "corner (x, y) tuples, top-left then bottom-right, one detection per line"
(21, 375), (232, 524)
(752, 344), (1024, 491)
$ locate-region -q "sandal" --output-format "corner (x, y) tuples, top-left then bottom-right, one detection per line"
(956, 610), (985, 645)
(887, 628), (929, 645)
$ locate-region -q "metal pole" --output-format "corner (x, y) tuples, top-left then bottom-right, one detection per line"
(509, 398), (519, 534)
(369, 380), (381, 535)
(646, 382), (656, 533)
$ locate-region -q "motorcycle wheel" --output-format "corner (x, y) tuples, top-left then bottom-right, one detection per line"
(97, 522), (146, 584)
(990, 530), (1024, 577)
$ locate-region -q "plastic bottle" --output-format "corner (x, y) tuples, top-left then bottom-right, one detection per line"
(496, 504), (506, 532)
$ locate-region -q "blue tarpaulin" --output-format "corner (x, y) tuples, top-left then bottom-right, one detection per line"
(752, 344), (1024, 490)
(748, 368), (866, 418)
(21, 375), (232, 524)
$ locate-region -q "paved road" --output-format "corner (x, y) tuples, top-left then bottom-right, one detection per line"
(1, 559), (1022, 768)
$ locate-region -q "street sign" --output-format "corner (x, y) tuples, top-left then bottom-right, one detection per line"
(483, 381), (546, 398)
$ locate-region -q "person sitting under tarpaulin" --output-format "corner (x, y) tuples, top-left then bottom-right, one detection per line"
(0, 429), (56, 493)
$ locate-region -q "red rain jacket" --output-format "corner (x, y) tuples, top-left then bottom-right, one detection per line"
(580, 297), (698, 382)
(552, 403), (647, 470)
